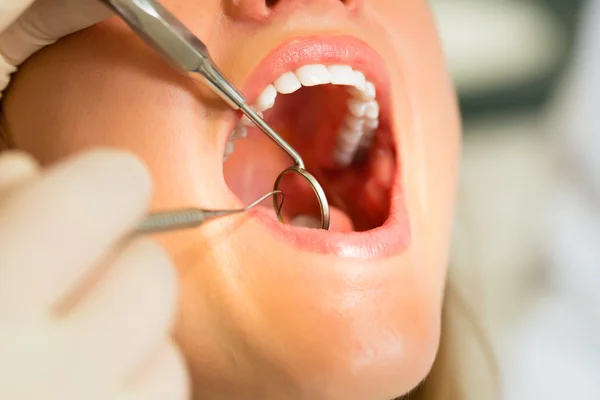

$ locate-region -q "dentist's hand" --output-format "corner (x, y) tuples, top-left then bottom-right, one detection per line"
(0, 0), (113, 97)
(0, 149), (189, 400)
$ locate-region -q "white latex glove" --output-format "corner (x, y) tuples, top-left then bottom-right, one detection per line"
(0, 149), (189, 400)
(0, 0), (113, 97)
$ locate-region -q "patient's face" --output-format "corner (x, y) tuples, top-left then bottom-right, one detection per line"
(2, 0), (460, 398)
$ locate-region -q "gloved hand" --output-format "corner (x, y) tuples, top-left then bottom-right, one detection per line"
(0, 149), (189, 400)
(0, 0), (113, 97)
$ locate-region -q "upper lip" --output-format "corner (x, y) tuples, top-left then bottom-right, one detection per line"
(223, 34), (410, 259)
(238, 35), (392, 104)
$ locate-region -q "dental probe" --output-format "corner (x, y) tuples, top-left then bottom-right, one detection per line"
(98, 0), (331, 231)
(137, 191), (283, 234)
(99, 0), (303, 166)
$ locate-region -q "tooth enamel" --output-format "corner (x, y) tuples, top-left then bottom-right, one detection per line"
(295, 64), (332, 86)
(230, 126), (248, 140)
(273, 72), (302, 94)
(347, 99), (368, 118)
(353, 70), (366, 89)
(359, 82), (377, 101)
(333, 126), (364, 166)
(365, 101), (380, 119)
(254, 84), (277, 111)
(344, 115), (365, 130)
(348, 81), (376, 101)
(223, 141), (235, 160)
(335, 141), (360, 156)
(363, 82), (376, 100)
(364, 118), (379, 130)
(337, 127), (362, 149)
(291, 214), (322, 228)
(334, 146), (358, 167)
(327, 65), (356, 85)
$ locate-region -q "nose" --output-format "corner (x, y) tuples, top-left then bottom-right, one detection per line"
(225, 0), (362, 22)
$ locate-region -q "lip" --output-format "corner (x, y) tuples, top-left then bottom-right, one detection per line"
(227, 35), (411, 259)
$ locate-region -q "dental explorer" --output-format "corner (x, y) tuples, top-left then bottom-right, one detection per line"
(99, 0), (331, 231)
(137, 191), (283, 234)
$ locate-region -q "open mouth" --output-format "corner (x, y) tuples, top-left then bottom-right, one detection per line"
(222, 36), (408, 255)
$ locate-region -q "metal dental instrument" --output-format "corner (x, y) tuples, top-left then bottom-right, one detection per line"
(100, 0), (331, 230)
(137, 190), (284, 234)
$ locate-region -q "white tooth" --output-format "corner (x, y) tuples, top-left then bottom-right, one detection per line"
(240, 111), (263, 126)
(254, 84), (277, 111)
(365, 101), (380, 119)
(230, 126), (248, 140)
(291, 214), (322, 228)
(333, 124), (367, 166)
(344, 115), (365, 130)
(349, 80), (376, 101)
(336, 140), (360, 153)
(335, 126), (362, 156)
(295, 64), (332, 86)
(223, 141), (235, 161)
(336, 143), (359, 157)
(364, 118), (379, 130)
(341, 128), (362, 139)
(333, 148), (355, 167)
(352, 70), (366, 90)
(362, 82), (377, 101)
(327, 65), (355, 85)
(273, 72), (302, 94)
(347, 99), (368, 118)
(225, 141), (235, 154)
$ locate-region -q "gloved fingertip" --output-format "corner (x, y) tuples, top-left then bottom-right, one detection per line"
(0, 150), (39, 192)
(60, 147), (154, 203)
(0, 0), (36, 32)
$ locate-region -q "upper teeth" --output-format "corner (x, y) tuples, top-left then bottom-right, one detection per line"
(224, 63), (379, 167)
(273, 72), (302, 94)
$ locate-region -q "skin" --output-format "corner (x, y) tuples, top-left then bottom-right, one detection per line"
(1, 0), (460, 399)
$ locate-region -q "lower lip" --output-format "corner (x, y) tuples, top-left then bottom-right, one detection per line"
(248, 179), (411, 259)
(240, 36), (411, 259)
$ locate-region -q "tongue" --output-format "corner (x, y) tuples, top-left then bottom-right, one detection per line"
(290, 207), (354, 232)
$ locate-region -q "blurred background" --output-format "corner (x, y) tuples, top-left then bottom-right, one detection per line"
(430, 1), (600, 399)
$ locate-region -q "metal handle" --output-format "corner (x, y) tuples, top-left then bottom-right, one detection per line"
(99, 0), (246, 109)
(137, 208), (208, 234)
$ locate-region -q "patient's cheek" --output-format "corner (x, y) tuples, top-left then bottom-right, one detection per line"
(2, 25), (202, 165)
